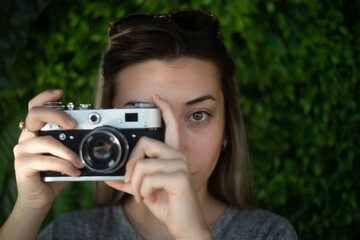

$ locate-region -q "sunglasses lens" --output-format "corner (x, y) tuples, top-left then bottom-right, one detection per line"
(109, 14), (154, 36)
(109, 10), (217, 36)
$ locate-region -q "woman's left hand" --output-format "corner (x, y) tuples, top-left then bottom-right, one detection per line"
(105, 94), (212, 239)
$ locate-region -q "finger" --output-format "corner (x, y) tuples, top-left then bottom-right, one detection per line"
(18, 128), (37, 143)
(104, 180), (134, 195)
(152, 94), (180, 149)
(19, 89), (73, 143)
(19, 107), (76, 143)
(124, 137), (185, 182)
(140, 171), (192, 202)
(28, 89), (63, 110)
(131, 158), (188, 203)
(14, 136), (83, 168)
(25, 106), (77, 132)
(15, 154), (82, 178)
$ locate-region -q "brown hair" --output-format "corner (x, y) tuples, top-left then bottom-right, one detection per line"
(93, 11), (255, 209)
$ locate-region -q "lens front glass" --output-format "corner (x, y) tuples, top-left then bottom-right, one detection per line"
(91, 139), (113, 160)
(80, 127), (129, 173)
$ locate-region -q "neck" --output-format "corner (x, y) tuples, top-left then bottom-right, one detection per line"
(122, 185), (227, 239)
(197, 187), (228, 226)
(123, 198), (170, 240)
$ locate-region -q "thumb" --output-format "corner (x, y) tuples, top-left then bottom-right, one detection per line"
(104, 180), (134, 195)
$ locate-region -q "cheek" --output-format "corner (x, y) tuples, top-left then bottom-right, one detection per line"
(181, 128), (223, 184)
(190, 135), (222, 160)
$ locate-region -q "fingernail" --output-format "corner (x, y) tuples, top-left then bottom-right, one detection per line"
(52, 89), (63, 94)
(76, 157), (84, 167)
(124, 172), (130, 183)
(152, 94), (161, 101)
(67, 118), (77, 128)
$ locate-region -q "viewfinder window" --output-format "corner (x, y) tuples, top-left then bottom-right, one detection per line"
(125, 113), (138, 122)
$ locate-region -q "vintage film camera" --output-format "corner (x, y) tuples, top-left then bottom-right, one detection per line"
(40, 102), (163, 182)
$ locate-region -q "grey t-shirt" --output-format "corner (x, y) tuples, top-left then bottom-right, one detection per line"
(38, 205), (298, 239)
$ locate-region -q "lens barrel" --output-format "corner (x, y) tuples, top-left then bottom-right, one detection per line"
(79, 126), (129, 173)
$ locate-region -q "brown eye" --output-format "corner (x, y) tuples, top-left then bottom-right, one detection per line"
(189, 111), (211, 123)
(186, 111), (213, 126)
(193, 112), (204, 121)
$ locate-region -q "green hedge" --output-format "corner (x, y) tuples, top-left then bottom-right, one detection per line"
(1, 0), (359, 239)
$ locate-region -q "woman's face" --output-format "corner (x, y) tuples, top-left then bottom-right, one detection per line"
(112, 57), (225, 192)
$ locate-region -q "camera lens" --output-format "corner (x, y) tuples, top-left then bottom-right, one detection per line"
(92, 140), (111, 160)
(80, 126), (129, 173)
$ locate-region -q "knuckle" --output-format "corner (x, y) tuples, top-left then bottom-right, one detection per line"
(13, 143), (21, 156)
(28, 96), (43, 111)
(26, 106), (41, 123)
(28, 106), (43, 116)
(28, 98), (36, 111)
(28, 90), (52, 110)
(137, 136), (150, 146)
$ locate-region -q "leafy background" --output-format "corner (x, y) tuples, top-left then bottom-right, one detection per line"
(1, 0), (359, 239)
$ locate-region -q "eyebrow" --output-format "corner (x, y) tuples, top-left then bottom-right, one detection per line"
(185, 95), (216, 106)
(122, 95), (216, 108)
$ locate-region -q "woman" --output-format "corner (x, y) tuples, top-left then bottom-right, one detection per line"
(0, 10), (297, 239)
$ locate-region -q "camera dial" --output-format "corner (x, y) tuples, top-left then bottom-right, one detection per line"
(89, 112), (101, 124)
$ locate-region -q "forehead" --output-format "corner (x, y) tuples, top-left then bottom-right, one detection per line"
(112, 57), (222, 106)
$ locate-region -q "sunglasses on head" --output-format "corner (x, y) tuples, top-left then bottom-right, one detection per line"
(108, 9), (219, 37)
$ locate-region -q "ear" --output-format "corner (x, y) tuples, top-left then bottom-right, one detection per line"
(221, 134), (228, 152)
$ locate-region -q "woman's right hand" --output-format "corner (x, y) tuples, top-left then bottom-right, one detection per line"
(13, 89), (84, 212)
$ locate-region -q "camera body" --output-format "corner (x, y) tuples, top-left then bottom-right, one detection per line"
(40, 102), (163, 182)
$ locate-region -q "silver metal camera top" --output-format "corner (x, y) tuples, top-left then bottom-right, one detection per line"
(66, 102), (91, 110)
(45, 101), (153, 110)
(66, 102), (75, 110)
(88, 112), (101, 124)
(79, 104), (91, 109)
(41, 107), (162, 131)
(134, 102), (156, 108)
(45, 102), (93, 110)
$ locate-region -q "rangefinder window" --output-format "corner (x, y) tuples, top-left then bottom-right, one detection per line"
(125, 113), (138, 122)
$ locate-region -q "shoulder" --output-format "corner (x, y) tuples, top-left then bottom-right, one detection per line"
(210, 206), (298, 240)
(37, 205), (140, 240)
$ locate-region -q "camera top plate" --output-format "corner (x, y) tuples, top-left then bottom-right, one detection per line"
(41, 107), (162, 131)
